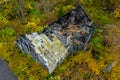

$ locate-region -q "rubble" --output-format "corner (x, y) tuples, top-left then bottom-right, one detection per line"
(16, 5), (95, 73)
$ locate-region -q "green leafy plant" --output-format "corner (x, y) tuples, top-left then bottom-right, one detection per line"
(92, 37), (102, 48)
(46, 74), (52, 80)
(29, 8), (42, 19)
(0, 13), (10, 28)
(0, 28), (15, 41)
(58, 7), (64, 17)
(0, 28), (15, 36)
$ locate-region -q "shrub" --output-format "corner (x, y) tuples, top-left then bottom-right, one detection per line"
(0, 28), (15, 41)
(0, 28), (15, 36)
(58, 7), (64, 17)
(0, 13), (10, 29)
(29, 9), (42, 19)
(98, 15), (110, 25)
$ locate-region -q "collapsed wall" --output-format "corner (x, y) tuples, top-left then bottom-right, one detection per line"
(48, 5), (94, 51)
(16, 5), (95, 73)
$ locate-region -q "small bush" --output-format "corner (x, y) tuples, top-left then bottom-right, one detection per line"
(29, 9), (42, 19)
(0, 13), (10, 28)
(0, 28), (15, 36)
(0, 28), (15, 41)
(58, 7), (64, 17)
(98, 15), (110, 25)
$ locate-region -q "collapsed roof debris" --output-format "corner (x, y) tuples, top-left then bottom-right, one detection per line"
(16, 5), (95, 73)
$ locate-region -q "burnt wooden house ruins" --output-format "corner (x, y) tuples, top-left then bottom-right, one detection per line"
(16, 5), (95, 73)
